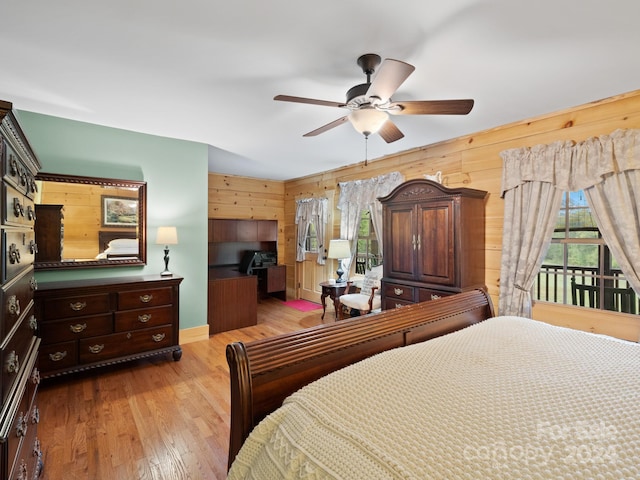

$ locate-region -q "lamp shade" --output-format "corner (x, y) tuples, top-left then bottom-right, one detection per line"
(156, 226), (178, 245)
(348, 108), (389, 136)
(327, 239), (351, 259)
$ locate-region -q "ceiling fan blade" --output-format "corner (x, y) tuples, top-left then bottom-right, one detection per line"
(378, 119), (404, 143)
(303, 116), (349, 137)
(274, 95), (346, 108)
(389, 99), (474, 115)
(366, 59), (415, 104)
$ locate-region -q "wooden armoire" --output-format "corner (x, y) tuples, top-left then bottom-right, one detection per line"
(379, 178), (488, 309)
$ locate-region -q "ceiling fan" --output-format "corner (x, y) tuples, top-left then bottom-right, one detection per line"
(274, 53), (474, 143)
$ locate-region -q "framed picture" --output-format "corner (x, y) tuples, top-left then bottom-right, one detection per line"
(101, 195), (138, 227)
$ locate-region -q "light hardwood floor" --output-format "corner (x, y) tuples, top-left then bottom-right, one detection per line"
(37, 297), (328, 480)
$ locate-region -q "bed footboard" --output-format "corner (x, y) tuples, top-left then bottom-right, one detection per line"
(226, 288), (494, 469)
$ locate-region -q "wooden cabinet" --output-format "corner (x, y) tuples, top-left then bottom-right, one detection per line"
(380, 179), (487, 309)
(209, 219), (277, 243)
(0, 100), (43, 480)
(35, 275), (183, 378)
(35, 203), (64, 262)
(208, 270), (257, 334)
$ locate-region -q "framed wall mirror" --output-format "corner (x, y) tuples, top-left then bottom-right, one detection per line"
(34, 172), (147, 270)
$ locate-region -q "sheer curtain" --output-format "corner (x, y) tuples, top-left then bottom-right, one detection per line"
(499, 129), (640, 317)
(295, 197), (328, 264)
(337, 172), (404, 276)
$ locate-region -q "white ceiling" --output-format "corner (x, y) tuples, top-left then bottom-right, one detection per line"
(2, 1), (639, 180)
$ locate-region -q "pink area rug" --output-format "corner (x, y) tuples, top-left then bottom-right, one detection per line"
(282, 299), (323, 312)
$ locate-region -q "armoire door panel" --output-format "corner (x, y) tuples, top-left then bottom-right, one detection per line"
(385, 206), (415, 280)
(417, 201), (455, 285)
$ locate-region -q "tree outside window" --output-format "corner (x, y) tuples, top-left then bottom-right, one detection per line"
(355, 210), (381, 274)
(536, 191), (638, 314)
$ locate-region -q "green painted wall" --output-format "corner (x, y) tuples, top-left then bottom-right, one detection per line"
(17, 110), (209, 331)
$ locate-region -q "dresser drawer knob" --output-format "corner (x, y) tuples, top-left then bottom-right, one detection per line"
(5, 351), (19, 373)
(29, 315), (37, 331)
(140, 294), (154, 303)
(31, 406), (40, 424)
(30, 276), (38, 291)
(70, 301), (87, 311)
(9, 243), (20, 264)
(49, 351), (67, 362)
(8, 295), (20, 316)
(15, 460), (27, 480)
(70, 323), (87, 333)
(29, 239), (38, 254)
(138, 314), (152, 323)
(31, 368), (41, 385)
(89, 344), (105, 354)
(394, 288), (404, 296)
(430, 294), (442, 300)
(152, 333), (166, 342)
(395, 303), (403, 309)
(15, 412), (27, 437)
(13, 197), (24, 217)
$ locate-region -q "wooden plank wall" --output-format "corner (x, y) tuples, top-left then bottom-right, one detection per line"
(209, 88), (640, 341)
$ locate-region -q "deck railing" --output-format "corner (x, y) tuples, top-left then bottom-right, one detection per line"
(535, 264), (639, 314)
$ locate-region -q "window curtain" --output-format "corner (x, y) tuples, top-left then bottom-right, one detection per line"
(499, 128), (640, 317)
(337, 171), (404, 276)
(295, 197), (328, 264)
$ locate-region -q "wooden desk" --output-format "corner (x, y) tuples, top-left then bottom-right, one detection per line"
(319, 281), (348, 320)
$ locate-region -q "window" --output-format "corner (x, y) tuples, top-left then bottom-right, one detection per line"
(304, 222), (318, 252)
(536, 191), (638, 314)
(355, 210), (381, 274)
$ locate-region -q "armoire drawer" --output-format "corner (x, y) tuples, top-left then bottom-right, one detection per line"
(117, 287), (172, 310)
(114, 305), (172, 332)
(383, 282), (415, 301)
(40, 293), (111, 321)
(79, 325), (173, 363)
(417, 288), (456, 302)
(383, 297), (414, 310)
(39, 313), (113, 344)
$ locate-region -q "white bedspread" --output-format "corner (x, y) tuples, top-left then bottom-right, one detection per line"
(228, 316), (640, 479)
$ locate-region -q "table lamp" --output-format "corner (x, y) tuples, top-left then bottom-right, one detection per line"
(327, 239), (351, 283)
(156, 226), (178, 276)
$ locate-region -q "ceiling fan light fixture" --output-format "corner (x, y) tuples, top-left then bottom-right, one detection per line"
(348, 108), (388, 137)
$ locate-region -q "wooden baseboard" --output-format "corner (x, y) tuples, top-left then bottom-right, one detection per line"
(179, 325), (209, 344)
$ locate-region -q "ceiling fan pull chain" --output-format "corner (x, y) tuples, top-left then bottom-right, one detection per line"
(365, 135), (369, 166)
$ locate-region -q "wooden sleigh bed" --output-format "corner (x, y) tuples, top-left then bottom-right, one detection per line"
(226, 288), (640, 478)
(225, 289), (495, 469)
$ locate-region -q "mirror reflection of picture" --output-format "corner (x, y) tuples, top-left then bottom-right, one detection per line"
(102, 195), (138, 227)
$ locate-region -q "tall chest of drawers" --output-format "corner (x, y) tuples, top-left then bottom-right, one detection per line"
(35, 275), (183, 378)
(0, 101), (43, 479)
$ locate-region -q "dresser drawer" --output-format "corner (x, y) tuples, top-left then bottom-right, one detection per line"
(1, 307), (37, 406)
(1, 267), (36, 342)
(1, 140), (37, 200)
(39, 313), (113, 344)
(79, 325), (173, 363)
(38, 341), (78, 372)
(383, 282), (415, 301)
(417, 288), (456, 302)
(2, 230), (36, 283)
(2, 183), (35, 227)
(5, 375), (30, 480)
(115, 305), (172, 332)
(40, 293), (110, 321)
(118, 287), (172, 310)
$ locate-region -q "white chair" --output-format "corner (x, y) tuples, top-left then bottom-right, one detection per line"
(339, 264), (383, 319)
